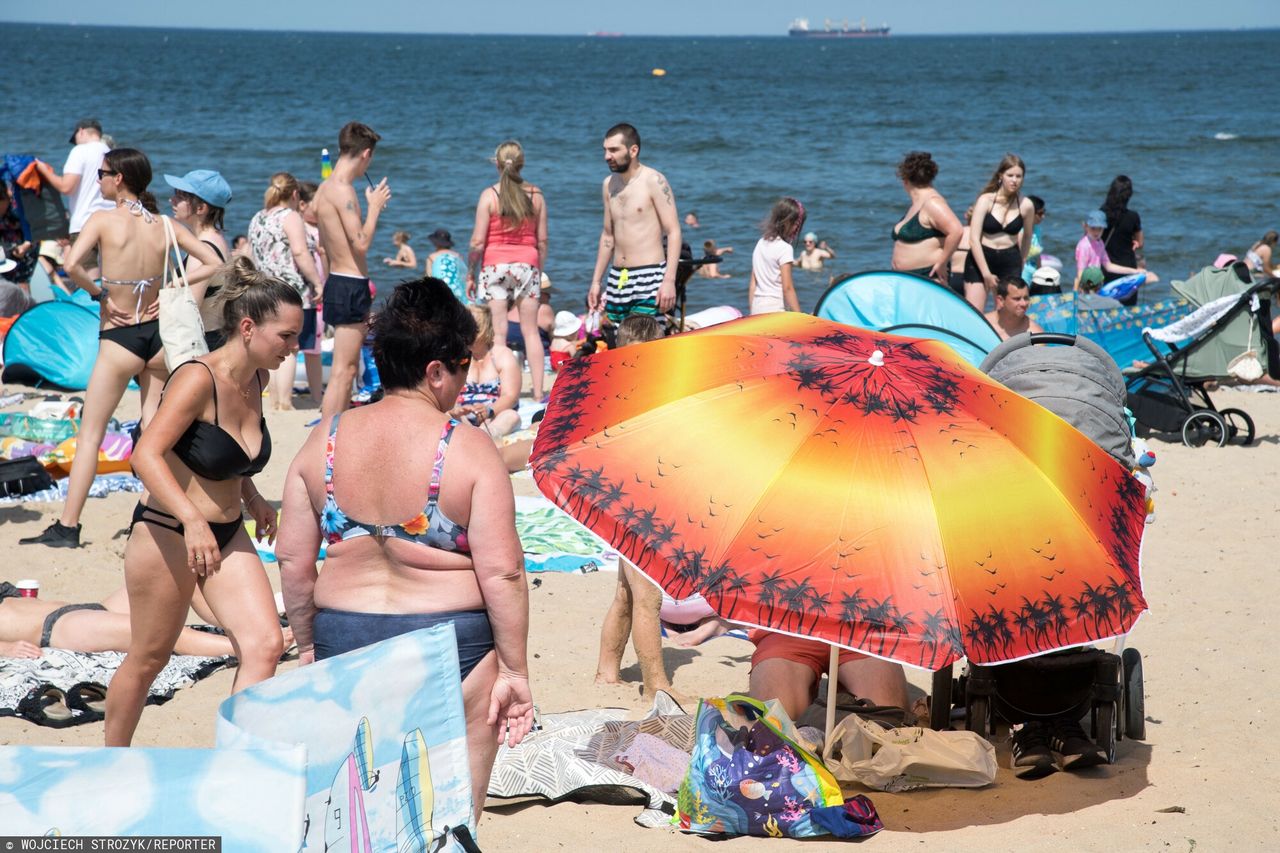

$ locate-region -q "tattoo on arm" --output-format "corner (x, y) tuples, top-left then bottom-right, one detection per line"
(657, 176), (673, 207)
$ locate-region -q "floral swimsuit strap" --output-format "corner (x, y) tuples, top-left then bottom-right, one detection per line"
(324, 413), (460, 510)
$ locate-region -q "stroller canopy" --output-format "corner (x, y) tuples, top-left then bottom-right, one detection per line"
(814, 271), (1001, 366)
(1168, 264), (1272, 381)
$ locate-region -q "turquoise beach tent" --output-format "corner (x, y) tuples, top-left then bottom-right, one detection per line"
(2, 299), (100, 389)
(814, 270), (1002, 366)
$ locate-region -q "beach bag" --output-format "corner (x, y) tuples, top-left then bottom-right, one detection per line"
(677, 694), (882, 839)
(822, 714), (997, 792)
(1227, 299), (1264, 381)
(158, 215), (208, 371)
(0, 456), (55, 497)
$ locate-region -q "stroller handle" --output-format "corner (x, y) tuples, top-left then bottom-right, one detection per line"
(1028, 332), (1078, 346)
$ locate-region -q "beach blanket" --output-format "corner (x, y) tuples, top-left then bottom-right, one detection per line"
(515, 494), (613, 573)
(1146, 293), (1239, 343)
(0, 647), (231, 727)
(487, 692), (695, 829)
(0, 471), (141, 505)
(218, 624), (476, 851)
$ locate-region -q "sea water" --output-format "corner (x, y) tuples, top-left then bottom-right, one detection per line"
(3, 25), (1275, 313)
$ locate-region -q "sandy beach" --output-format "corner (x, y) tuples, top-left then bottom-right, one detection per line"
(2, 383), (1276, 852)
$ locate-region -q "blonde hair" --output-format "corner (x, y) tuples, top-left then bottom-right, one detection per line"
(263, 172), (299, 209)
(208, 256), (304, 331)
(616, 315), (662, 347)
(493, 140), (533, 225)
(980, 153), (1026, 198)
(468, 304), (494, 348)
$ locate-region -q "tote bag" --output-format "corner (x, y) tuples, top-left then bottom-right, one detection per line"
(158, 215), (208, 370)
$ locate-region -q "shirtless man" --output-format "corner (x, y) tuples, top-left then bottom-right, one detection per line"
(587, 123), (681, 326)
(312, 121), (391, 422)
(796, 232), (836, 271)
(985, 276), (1043, 341)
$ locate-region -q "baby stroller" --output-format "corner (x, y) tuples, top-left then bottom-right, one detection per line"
(929, 333), (1147, 764)
(1125, 263), (1279, 447)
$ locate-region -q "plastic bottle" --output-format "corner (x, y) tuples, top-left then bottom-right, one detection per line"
(320, 148), (333, 179)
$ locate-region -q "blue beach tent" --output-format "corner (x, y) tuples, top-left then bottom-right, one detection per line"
(814, 270), (1002, 366)
(2, 299), (100, 389)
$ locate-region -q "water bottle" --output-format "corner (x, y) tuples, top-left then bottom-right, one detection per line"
(320, 148), (333, 179)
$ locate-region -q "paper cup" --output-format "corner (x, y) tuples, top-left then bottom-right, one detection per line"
(15, 579), (39, 598)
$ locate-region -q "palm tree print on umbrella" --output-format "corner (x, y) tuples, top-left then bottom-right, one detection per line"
(531, 313), (1148, 669)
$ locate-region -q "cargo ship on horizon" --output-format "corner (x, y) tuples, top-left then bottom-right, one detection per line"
(788, 17), (890, 37)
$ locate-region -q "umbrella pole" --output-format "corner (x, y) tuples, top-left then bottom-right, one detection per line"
(824, 645), (839, 748)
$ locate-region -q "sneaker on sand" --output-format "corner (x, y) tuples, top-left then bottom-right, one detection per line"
(1011, 721), (1056, 779)
(1049, 716), (1107, 770)
(19, 521), (81, 548)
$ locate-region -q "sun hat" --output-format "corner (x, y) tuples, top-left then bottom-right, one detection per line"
(1031, 267), (1061, 287)
(164, 170), (232, 208)
(1085, 210), (1108, 229)
(541, 272), (554, 292)
(68, 118), (101, 144)
(803, 232), (818, 243)
(1079, 266), (1105, 289)
(553, 310), (583, 338)
(428, 228), (453, 249)
(0, 256), (16, 275)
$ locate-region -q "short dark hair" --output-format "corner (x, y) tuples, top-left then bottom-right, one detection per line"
(896, 151), (938, 188)
(996, 275), (1029, 298)
(1028, 195), (1045, 214)
(338, 122), (381, 157)
(604, 123), (640, 151)
(371, 277), (476, 391)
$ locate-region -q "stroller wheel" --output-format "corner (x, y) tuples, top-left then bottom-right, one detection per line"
(1218, 408), (1255, 447)
(929, 665), (954, 730)
(1093, 701), (1117, 764)
(1181, 410), (1228, 447)
(1122, 648), (1146, 740)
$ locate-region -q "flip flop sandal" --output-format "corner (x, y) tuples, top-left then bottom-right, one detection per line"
(16, 684), (78, 728)
(67, 682), (108, 716)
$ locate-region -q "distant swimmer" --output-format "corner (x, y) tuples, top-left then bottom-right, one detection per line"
(796, 231), (837, 271)
(684, 210), (700, 229)
(889, 151), (962, 284)
(313, 121), (390, 422)
(985, 276), (1042, 341)
(697, 239), (733, 278)
(588, 123), (681, 326)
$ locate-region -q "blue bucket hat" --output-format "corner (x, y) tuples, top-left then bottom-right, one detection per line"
(1085, 210), (1108, 229)
(164, 170), (232, 208)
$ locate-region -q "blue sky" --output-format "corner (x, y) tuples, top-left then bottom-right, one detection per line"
(10, 0), (1279, 35)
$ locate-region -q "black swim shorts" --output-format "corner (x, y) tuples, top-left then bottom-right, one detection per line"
(323, 273), (372, 327)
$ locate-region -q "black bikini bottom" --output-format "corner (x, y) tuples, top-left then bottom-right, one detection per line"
(128, 502), (243, 552)
(100, 319), (163, 362)
(40, 603), (107, 648)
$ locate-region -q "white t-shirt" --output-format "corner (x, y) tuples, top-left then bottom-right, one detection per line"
(750, 236), (795, 315)
(63, 140), (113, 233)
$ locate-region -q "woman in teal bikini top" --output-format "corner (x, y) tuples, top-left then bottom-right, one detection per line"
(889, 151), (964, 284)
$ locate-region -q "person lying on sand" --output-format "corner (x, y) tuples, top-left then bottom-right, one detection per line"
(0, 582), (291, 659)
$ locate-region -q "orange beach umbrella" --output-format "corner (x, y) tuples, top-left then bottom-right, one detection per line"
(530, 313), (1148, 671)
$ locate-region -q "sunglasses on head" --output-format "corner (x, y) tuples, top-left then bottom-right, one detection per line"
(97, 168), (118, 180)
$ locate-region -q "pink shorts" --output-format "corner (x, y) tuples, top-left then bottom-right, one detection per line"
(749, 630), (866, 681)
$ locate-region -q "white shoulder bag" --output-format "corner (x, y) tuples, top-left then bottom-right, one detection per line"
(158, 215), (209, 371)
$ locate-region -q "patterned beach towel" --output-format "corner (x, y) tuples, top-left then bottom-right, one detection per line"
(0, 472), (142, 505)
(0, 647), (231, 727)
(515, 494), (612, 573)
(487, 692), (694, 828)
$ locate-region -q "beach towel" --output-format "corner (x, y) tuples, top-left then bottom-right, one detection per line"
(0, 471), (142, 505)
(218, 624), (477, 852)
(1145, 293), (1238, 343)
(0, 647), (232, 727)
(487, 691), (694, 829)
(515, 493), (612, 573)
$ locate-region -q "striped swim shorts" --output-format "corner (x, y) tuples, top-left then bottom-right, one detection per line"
(604, 263), (666, 324)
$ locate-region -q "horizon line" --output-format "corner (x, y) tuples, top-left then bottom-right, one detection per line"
(3, 20), (1276, 38)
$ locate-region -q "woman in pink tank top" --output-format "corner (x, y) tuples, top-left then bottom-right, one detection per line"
(467, 140), (550, 402)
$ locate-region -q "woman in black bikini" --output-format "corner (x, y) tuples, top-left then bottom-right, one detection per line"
(20, 149), (223, 550)
(890, 151), (963, 286)
(964, 153), (1037, 311)
(105, 257), (303, 747)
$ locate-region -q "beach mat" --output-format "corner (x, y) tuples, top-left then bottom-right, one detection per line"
(515, 494), (612, 573)
(0, 647), (232, 728)
(487, 691), (694, 829)
(217, 624), (476, 851)
(0, 471), (142, 505)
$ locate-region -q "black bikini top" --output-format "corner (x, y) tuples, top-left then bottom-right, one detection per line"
(165, 361), (271, 480)
(982, 210), (1023, 236)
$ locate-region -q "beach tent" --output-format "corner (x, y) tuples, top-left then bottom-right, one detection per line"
(1, 298), (99, 389)
(1027, 292), (1188, 371)
(813, 270), (1001, 366)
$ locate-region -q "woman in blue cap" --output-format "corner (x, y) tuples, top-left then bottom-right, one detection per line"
(166, 170), (232, 348)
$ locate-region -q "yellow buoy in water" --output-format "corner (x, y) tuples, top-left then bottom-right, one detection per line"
(651, 68), (666, 77)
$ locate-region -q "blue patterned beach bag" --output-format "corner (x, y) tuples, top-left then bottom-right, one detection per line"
(676, 694), (883, 839)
